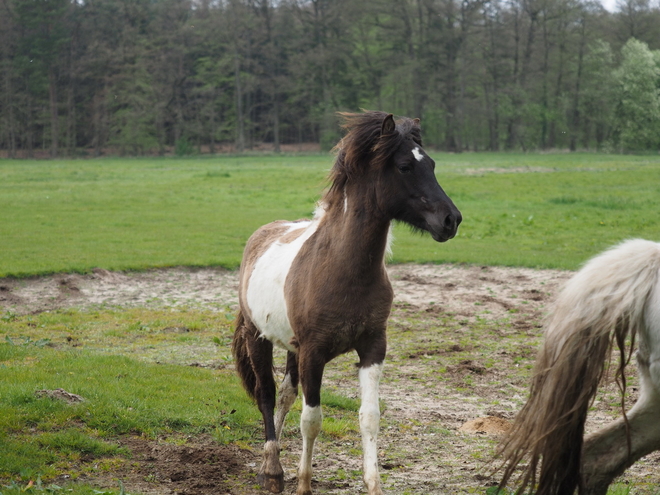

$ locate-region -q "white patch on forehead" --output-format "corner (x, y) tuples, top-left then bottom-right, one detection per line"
(412, 147), (424, 162)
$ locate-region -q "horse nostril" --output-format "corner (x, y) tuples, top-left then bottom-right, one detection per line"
(444, 214), (454, 229)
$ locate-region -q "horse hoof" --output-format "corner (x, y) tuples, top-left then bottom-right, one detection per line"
(257, 472), (285, 493)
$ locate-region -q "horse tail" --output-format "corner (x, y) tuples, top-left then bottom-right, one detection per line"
(498, 239), (660, 495)
(232, 309), (258, 401)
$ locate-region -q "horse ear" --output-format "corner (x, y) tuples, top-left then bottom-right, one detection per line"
(413, 118), (420, 126)
(381, 114), (395, 135)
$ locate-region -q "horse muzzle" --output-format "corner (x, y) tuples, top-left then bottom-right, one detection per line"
(426, 208), (462, 243)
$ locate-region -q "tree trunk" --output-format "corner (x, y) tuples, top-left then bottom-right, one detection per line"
(570, 18), (586, 152)
(234, 53), (245, 152)
(209, 89), (216, 154)
(273, 97), (280, 153)
(49, 67), (59, 158)
(505, 3), (522, 150)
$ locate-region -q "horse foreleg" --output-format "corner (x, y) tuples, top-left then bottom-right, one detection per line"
(275, 351), (299, 441)
(246, 333), (285, 493)
(582, 352), (660, 495)
(359, 362), (384, 495)
(297, 352), (324, 495)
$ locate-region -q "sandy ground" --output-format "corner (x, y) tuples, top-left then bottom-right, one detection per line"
(0, 263), (569, 321)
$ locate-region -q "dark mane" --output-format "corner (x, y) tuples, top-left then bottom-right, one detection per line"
(324, 111), (422, 208)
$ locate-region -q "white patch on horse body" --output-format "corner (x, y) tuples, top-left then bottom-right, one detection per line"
(385, 225), (394, 260)
(643, 272), (660, 390)
(359, 363), (383, 492)
(246, 220), (319, 352)
(313, 202), (327, 219)
(412, 146), (424, 162)
(282, 220), (311, 232)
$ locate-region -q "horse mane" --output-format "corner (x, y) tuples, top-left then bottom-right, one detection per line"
(323, 111), (422, 209)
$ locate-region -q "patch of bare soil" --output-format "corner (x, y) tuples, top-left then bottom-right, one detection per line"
(0, 267), (239, 315)
(4, 264), (660, 494)
(76, 435), (257, 495)
(0, 264), (564, 320)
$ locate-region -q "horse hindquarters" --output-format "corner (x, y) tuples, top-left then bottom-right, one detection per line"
(582, 275), (660, 494)
(498, 240), (660, 495)
(581, 356), (660, 494)
(232, 310), (284, 493)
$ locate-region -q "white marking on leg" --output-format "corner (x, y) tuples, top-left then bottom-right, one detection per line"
(246, 220), (319, 352)
(412, 146), (424, 162)
(275, 373), (297, 440)
(298, 403), (322, 494)
(359, 363), (383, 494)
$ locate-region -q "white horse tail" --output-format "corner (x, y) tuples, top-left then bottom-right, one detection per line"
(498, 239), (660, 495)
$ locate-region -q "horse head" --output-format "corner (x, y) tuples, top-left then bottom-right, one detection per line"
(329, 111), (462, 242)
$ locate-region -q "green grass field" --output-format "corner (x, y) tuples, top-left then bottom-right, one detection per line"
(0, 308), (358, 493)
(1, 152), (659, 277)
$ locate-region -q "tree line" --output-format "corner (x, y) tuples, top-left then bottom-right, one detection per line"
(1, 0), (659, 158)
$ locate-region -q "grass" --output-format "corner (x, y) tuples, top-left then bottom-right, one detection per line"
(0, 308), (364, 490)
(0, 478), (128, 495)
(1, 152), (660, 277)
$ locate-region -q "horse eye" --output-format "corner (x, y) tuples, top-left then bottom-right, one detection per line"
(398, 165), (412, 174)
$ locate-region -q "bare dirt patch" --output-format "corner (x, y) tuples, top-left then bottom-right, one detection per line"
(3, 264), (660, 494)
(0, 263), (563, 320)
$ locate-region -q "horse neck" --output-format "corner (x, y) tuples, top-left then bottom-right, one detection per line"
(320, 191), (391, 275)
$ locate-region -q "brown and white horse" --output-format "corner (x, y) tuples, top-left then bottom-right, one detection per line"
(232, 111), (461, 495)
(497, 239), (660, 495)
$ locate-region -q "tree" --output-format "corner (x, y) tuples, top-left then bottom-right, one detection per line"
(611, 38), (660, 151)
(580, 39), (615, 149)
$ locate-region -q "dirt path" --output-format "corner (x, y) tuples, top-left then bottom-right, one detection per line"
(3, 265), (659, 494)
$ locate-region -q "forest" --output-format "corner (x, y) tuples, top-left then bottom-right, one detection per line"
(0, 0), (659, 157)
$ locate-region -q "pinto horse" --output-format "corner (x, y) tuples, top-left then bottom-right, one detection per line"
(497, 239), (660, 495)
(232, 111), (461, 495)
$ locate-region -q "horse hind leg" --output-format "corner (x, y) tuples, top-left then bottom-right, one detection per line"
(582, 354), (660, 494)
(233, 311), (284, 493)
(582, 281), (660, 495)
(274, 351), (299, 441)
